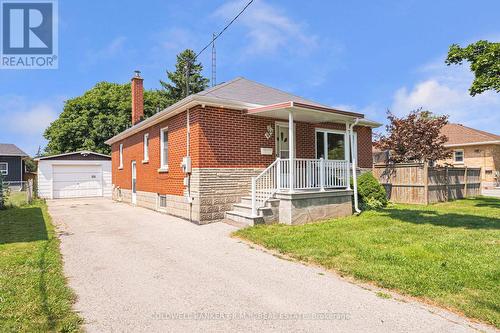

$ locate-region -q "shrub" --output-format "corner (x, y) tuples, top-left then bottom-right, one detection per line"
(356, 172), (387, 210)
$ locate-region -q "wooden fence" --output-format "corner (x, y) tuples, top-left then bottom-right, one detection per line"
(373, 163), (481, 204)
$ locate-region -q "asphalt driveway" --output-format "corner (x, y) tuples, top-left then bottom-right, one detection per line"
(48, 198), (493, 333)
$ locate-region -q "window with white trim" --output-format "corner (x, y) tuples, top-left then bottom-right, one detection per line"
(0, 162), (8, 175)
(160, 128), (169, 169)
(453, 150), (464, 163)
(143, 133), (149, 162)
(315, 129), (357, 162)
(119, 144), (124, 168)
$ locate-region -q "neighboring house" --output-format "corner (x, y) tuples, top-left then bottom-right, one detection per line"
(0, 143), (29, 185)
(35, 151), (112, 199)
(105, 73), (381, 226)
(372, 124), (500, 191)
(440, 123), (500, 190)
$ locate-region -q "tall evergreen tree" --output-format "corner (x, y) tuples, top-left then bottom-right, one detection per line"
(160, 49), (210, 101)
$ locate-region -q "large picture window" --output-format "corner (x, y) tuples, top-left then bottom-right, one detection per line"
(160, 128), (169, 169)
(315, 129), (357, 162)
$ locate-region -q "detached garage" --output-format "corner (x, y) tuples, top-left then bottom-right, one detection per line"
(36, 151), (112, 199)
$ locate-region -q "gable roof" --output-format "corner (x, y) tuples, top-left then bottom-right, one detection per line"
(106, 77), (380, 145)
(195, 77), (328, 107)
(0, 143), (28, 157)
(35, 151), (111, 161)
(441, 124), (500, 147)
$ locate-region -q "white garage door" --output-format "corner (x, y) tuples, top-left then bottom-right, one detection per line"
(52, 165), (103, 198)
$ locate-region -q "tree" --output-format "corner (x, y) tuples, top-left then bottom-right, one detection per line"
(160, 49), (209, 101)
(375, 109), (451, 163)
(445, 40), (500, 96)
(44, 82), (172, 155)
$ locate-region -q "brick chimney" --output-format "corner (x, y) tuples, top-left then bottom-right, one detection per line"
(131, 70), (144, 125)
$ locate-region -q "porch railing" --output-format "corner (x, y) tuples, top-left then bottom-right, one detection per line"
(251, 158), (350, 216)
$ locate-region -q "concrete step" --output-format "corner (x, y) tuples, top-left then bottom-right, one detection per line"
(224, 210), (264, 227)
(240, 196), (280, 207)
(233, 203), (274, 215)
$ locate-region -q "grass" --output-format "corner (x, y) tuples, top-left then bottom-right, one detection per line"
(235, 197), (500, 327)
(0, 194), (82, 332)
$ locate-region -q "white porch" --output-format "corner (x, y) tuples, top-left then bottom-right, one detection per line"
(249, 101), (366, 218)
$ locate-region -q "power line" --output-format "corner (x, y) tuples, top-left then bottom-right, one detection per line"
(195, 0), (254, 60)
(185, 0), (254, 96)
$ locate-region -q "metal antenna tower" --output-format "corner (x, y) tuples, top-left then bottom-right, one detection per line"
(211, 33), (216, 87)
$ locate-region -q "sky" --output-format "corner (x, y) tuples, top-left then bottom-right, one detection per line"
(0, 0), (499, 155)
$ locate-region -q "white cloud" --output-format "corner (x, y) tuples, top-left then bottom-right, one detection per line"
(0, 95), (63, 154)
(391, 61), (500, 133)
(83, 36), (127, 67)
(213, 0), (318, 55)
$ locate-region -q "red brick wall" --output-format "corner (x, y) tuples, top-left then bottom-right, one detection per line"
(197, 108), (373, 168)
(111, 111), (191, 196)
(111, 105), (373, 195)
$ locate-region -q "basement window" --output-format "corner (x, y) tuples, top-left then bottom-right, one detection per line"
(158, 194), (167, 211)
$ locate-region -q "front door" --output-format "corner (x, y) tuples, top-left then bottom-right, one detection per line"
(276, 124), (290, 158)
(131, 161), (137, 205)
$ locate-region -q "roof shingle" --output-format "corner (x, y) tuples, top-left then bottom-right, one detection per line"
(0, 143), (28, 157)
(196, 77), (328, 107)
(441, 124), (500, 146)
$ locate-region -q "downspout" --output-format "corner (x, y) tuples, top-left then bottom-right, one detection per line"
(186, 107), (192, 222)
(349, 118), (361, 214)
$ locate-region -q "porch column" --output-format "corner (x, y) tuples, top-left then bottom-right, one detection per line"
(288, 110), (294, 193)
(345, 122), (351, 190)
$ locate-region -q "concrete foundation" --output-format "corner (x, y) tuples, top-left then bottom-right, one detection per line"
(276, 190), (353, 225)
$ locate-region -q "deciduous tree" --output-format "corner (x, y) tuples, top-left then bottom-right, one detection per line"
(44, 82), (171, 155)
(376, 109), (451, 163)
(446, 40), (500, 96)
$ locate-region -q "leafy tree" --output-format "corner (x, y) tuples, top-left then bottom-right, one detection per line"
(446, 40), (500, 96)
(160, 49), (209, 101)
(376, 109), (451, 163)
(44, 82), (171, 155)
(24, 158), (37, 173)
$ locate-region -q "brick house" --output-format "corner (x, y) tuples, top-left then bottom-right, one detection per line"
(105, 74), (381, 225)
(440, 123), (500, 190)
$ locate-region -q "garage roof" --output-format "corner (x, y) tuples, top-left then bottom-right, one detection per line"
(35, 151), (111, 161)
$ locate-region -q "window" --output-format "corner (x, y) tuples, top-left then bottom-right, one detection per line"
(119, 144), (123, 169)
(158, 194), (167, 210)
(160, 128), (169, 170)
(0, 162), (8, 175)
(143, 133), (149, 162)
(315, 129), (357, 162)
(454, 150), (464, 163)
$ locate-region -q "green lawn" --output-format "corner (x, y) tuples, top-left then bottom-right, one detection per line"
(235, 197), (500, 327)
(0, 195), (82, 332)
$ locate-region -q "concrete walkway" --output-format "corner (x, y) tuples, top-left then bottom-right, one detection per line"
(48, 198), (494, 333)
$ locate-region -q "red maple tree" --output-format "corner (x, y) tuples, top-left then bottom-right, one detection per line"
(376, 109), (452, 163)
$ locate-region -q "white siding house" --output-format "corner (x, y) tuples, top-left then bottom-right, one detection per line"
(36, 151), (112, 199)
